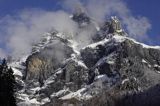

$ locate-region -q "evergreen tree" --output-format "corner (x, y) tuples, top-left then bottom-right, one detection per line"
(0, 59), (16, 106)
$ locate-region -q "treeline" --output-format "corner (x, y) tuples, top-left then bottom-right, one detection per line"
(0, 59), (16, 106)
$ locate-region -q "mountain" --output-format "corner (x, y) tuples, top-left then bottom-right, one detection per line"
(9, 13), (160, 106)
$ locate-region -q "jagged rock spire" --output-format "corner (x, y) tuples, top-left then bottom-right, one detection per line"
(72, 10), (90, 27)
(111, 16), (123, 33)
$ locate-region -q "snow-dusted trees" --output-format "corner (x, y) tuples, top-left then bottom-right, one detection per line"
(0, 59), (16, 106)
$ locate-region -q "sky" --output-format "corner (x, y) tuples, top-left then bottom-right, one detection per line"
(0, 0), (159, 58)
(125, 0), (160, 45)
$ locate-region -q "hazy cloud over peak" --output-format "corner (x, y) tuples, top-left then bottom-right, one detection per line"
(0, 0), (152, 58)
(64, 0), (151, 40)
(0, 48), (6, 58)
(0, 10), (78, 59)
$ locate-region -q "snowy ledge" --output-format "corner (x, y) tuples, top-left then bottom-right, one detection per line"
(60, 88), (92, 101)
(82, 34), (160, 50)
(126, 37), (160, 49)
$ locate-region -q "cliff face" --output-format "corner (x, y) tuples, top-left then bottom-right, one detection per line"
(81, 37), (160, 89)
(24, 33), (74, 85)
(10, 14), (160, 106)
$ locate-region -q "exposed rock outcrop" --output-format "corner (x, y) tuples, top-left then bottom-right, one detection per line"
(25, 34), (74, 85)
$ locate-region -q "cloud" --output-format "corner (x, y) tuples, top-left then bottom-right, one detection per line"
(0, 9), (78, 59)
(63, 0), (85, 13)
(74, 24), (97, 49)
(64, 0), (151, 40)
(88, 0), (151, 40)
(123, 16), (151, 41)
(0, 0), (152, 59)
(0, 48), (6, 58)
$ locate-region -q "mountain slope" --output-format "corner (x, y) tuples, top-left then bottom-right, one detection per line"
(9, 13), (160, 106)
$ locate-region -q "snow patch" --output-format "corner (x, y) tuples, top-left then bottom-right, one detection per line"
(83, 34), (160, 51)
(60, 88), (92, 100)
(126, 37), (160, 49)
(68, 39), (80, 55)
(156, 71), (160, 74)
(113, 34), (126, 42)
(55, 69), (63, 74)
(9, 55), (28, 77)
(77, 60), (88, 69)
(122, 78), (129, 84)
(28, 98), (41, 104)
(17, 93), (41, 106)
(12, 67), (23, 77)
(93, 74), (120, 89)
(154, 64), (160, 68)
(95, 54), (115, 68)
(41, 98), (50, 104)
(94, 74), (108, 81)
(112, 34), (160, 50)
(154, 64), (160, 74)
(83, 38), (109, 49)
(51, 89), (70, 98)
(30, 87), (41, 92)
(142, 59), (148, 63)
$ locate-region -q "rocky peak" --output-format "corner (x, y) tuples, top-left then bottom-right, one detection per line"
(92, 16), (127, 42)
(72, 12), (90, 27)
(110, 16), (123, 33)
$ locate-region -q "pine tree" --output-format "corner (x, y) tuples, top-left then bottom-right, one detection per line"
(0, 59), (16, 106)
